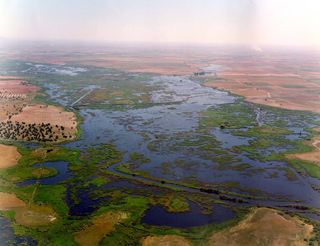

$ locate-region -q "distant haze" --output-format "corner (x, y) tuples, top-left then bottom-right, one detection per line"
(0, 0), (320, 47)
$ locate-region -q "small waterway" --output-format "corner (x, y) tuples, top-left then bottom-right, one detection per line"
(19, 161), (71, 186)
(212, 127), (251, 148)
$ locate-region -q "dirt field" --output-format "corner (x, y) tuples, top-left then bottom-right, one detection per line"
(0, 76), (78, 142)
(1, 104), (78, 142)
(10, 104), (76, 130)
(0, 192), (26, 210)
(209, 208), (313, 246)
(0, 192), (57, 226)
(203, 50), (320, 114)
(14, 204), (57, 227)
(204, 75), (320, 113)
(0, 144), (21, 169)
(0, 79), (39, 95)
(74, 211), (128, 246)
(141, 235), (192, 246)
(0, 77), (39, 121)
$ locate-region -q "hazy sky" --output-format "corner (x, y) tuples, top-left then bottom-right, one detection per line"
(0, 0), (320, 47)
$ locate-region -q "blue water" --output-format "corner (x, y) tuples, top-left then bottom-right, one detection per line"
(66, 187), (109, 216)
(141, 201), (235, 228)
(0, 217), (36, 246)
(212, 127), (251, 148)
(25, 72), (320, 213)
(19, 161), (71, 186)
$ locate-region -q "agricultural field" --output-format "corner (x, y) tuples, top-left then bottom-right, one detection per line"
(0, 45), (319, 245)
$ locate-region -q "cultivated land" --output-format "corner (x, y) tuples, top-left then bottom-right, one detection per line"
(0, 192), (26, 210)
(142, 235), (192, 246)
(74, 211), (128, 246)
(0, 75), (78, 142)
(203, 52), (320, 114)
(0, 144), (21, 169)
(0, 45), (319, 245)
(209, 208), (314, 246)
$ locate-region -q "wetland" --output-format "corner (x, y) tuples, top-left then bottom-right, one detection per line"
(0, 58), (319, 245)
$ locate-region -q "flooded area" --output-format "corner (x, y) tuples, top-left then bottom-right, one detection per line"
(0, 217), (36, 246)
(19, 161), (71, 186)
(12, 62), (320, 227)
(60, 75), (320, 209)
(141, 201), (235, 228)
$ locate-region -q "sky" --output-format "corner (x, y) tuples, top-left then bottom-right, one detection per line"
(0, 0), (320, 47)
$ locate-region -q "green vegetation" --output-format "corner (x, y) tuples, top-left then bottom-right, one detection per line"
(280, 85), (306, 88)
(1, 59), (320, 245)
(286, 158), (320, 179)
(0, 145), (79, 183)
(87, 177), (110, 187)
(199, 100), (255, 129)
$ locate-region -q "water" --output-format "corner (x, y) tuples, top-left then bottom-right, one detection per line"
(285, 127), (308, 140)
(212, 127), (251, 148)
(20, 68), (320, 217)
(66, 187), (109, 216)
(61, 75), (320, 209)
(0, 217), (36, 246)
(141, 201), (235, 228)
(19, 161), (71, 186)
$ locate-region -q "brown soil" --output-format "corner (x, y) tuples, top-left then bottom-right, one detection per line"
(0, 192), (26, 210)
(0, 77), (39, 121)
(14, 204), (57, 227)
(0, 144), (21, 169)
(209, 208), (313, 246)
(204, 68), (320, 114)
(10, 104), (76, 129)
(0, 192), (57, 227)
(0, 79), (39, 94)
(0, 102), (25, 121)
(0, 76), (77, 142)
(142, 235), (192, 246)
(31, 168), (53, 178)
(5, 104), (78, 142)
(74, 211), (128, 246)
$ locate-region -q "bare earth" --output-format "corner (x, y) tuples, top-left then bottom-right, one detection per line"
(142, 235), (192, 246)
(0, 76), (78, 142)
(203, 52), (320, 114)
(0, 144), (21, 168)
(14, 204), (57, 227)
(209, 208), (313, 246)
(0, 79), (39, 95)
(1, 104), (78, 142)
(10, 104), (77, 131)
(0, 192), (26, 210)
(0, 192), (57, 227)
(74, 211), (128, 246)
(0, 78), (39, 121)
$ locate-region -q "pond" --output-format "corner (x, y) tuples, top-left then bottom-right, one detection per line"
(141, 201), (235, 228)
(19, 161), (71, 186)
